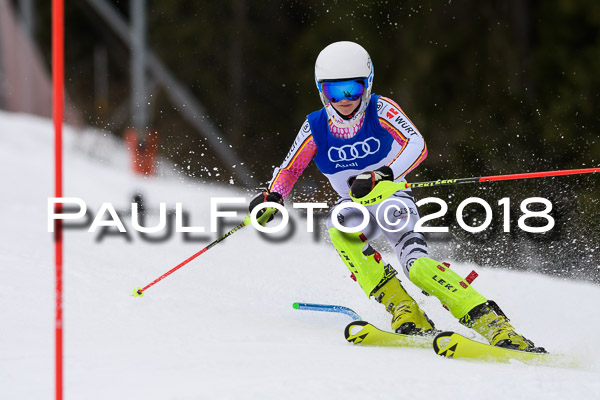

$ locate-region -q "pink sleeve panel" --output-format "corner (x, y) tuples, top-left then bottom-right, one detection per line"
(268, 134), (317, 199)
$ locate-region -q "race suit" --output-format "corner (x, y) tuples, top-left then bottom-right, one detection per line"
(268, 94), (429, 278)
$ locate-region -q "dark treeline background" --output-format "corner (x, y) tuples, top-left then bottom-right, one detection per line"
(30, 0), (600, 282)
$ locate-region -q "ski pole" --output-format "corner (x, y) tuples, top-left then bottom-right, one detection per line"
(352, 167), (600, 205)
(133, 206), (277, 297)
(407, 167), (600, 189)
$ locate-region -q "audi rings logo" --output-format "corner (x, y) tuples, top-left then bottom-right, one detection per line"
(328, 137), (381, 162)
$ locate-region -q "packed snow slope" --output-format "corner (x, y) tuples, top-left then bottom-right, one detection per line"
(1, 110), (600, 400)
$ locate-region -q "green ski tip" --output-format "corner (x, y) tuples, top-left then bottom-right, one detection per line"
(133, 287), (144, 297)
(292, 302), (299, 309)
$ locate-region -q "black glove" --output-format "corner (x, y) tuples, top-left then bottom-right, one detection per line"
(249, 191), (284, 224)
(350, 166), (394, 198)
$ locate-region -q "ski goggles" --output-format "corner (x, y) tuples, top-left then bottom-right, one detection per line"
(320, 79), (365, 103)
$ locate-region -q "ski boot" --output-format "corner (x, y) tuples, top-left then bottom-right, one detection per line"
(328, 228), (435, 335)
(460, 301), (546, 352)
(408, 257), (545, 352)
(372, 276), (436, 335)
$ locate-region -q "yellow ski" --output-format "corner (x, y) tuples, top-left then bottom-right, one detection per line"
(344, 321), (435, 348)
(433, 331), (577, 368)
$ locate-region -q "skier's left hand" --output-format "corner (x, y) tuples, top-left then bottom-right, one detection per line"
(249, 191), (284, 225)
(350, 166), (394, 198)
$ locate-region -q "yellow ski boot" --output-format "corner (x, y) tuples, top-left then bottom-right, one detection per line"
(372, 276), (436, 335)
(408, 257), (545, 352)
(460, 301), (545, 352)
(327, 228), (435, 335)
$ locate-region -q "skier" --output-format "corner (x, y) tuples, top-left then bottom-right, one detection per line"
(250, 41), (542, 351)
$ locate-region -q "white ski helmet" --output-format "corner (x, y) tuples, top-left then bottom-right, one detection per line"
(314, 41), (374, 122)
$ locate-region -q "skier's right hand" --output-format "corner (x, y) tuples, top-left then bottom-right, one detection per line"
(350, 165), (394, 198)
(249, 191), (284, 225)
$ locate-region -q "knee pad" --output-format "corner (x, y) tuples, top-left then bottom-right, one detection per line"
(408, 257), (487, 319)
(328, 227), (396, 296)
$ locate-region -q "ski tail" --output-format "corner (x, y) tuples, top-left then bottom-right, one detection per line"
(433, 331), (578, 368)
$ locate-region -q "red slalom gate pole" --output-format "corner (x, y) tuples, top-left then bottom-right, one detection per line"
(52, 1), (64, 399)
